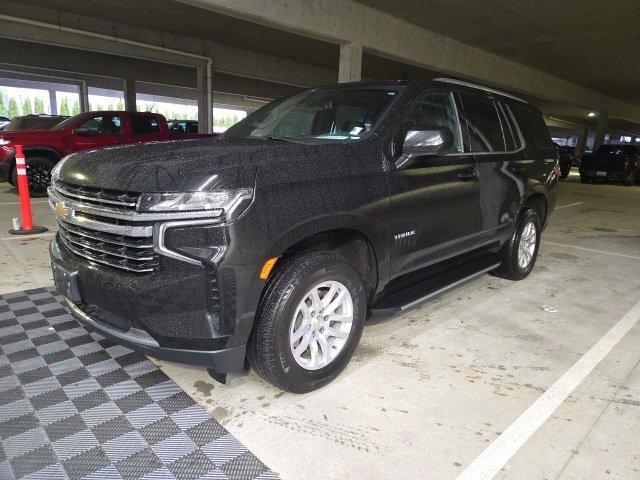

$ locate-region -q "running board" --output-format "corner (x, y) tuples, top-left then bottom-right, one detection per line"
(372, 258), (501, 314)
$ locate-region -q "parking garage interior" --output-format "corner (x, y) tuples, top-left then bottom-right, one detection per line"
(0, 1), (639, 479)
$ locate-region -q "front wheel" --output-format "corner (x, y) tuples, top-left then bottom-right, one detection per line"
(248, 250), (366, 392)
(493, 208), (541, 281)
(12, 156), (54, 197)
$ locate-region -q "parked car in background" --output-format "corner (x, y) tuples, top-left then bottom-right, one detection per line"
(49, 79), (558, 392)
(0, 111), (214, 194)
(0, 116), (10, 131)
(554, 143), (572, 179)
(1, 114), (68, 132)
(579, 144), (640, 185)
(169, 120), (199, 134)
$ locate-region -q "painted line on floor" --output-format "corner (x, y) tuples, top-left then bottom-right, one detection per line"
(0, 199), (50, 206)
(456, 298), (640, 480)
(555, 201), (583, 210)
(0, 232), (56, 241)
(544, 241), (640, 260)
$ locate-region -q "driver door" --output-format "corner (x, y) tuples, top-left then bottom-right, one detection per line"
(71, 114), (125, 151)
(389, 90), (480, 278)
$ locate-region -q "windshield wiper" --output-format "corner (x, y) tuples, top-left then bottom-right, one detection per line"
(265, 136), (298, 143)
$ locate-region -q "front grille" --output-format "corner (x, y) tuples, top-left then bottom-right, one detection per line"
(57, 220), (158, 273)
(51, 180), (158, 273)
(54, 180), (139, 210)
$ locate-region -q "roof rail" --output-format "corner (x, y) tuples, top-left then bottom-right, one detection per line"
(434, 78), (528, 104)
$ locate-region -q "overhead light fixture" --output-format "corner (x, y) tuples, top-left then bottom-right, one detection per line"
(587, 112), (597, 117)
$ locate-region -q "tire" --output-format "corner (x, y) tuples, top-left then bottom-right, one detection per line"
(560, 166), (570, 179)
(580, 175), (590, 184)
(493, 208), (541, 281)
(12, 156), (54, 197)
(248, 250), (366, 392)
(623, 171), (636, 187)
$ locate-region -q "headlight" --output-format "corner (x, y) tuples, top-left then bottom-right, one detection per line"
(137, 188), (253, 215)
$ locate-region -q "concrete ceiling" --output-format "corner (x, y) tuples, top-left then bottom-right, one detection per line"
(356, 0), (640, 107)
(17, 0), (340, 71)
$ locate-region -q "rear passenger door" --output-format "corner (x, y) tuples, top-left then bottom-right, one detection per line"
(127, 114), (166, 143)
(458, 93), (528, 244)
(389, 89), (480, 278)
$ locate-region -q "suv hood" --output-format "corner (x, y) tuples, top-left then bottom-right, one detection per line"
(55, 137), (350, 192)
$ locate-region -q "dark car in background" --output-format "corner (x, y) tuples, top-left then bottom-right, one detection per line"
(554, 143), (572, 179)
(1, 114), (68, 132)
(168, 119), (199, 134)
(49, 79), (558, 392)
(579, 144), (640, 186)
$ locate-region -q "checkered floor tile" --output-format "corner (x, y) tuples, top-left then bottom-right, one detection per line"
(0, 287), (278, 480)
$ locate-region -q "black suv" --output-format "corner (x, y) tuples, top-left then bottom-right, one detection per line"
(49, 79), (558, 392)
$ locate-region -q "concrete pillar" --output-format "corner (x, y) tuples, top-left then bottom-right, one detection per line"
(79, 82), (89, 113)
(48, 90), (58, 115)
(574, 127), (588, 156)
(592, 111), (608, 151)
(123, 79), (137, 111)
(196, 62), (213, 133)
(338, 42), (362, 83)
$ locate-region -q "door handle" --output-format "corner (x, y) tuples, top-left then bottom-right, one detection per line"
(457, 170), (478, 181)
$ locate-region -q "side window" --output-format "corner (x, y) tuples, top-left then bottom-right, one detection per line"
(131, 115), (160, 134)
(508, 103), (554, 152)
(75, 115), (122, 135)
(496, 102), (520, 151)
(170, 122), (186, 133)
(460, 94), (506, 152)
(398, 91), (463, 155)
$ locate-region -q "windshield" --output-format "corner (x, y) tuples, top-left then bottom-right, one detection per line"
(597, 145), (637, 156)
(225, 88), (399, 142)
(52, 114), (84, 131)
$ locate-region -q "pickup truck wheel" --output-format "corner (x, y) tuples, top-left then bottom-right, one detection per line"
(493, 208), (541, 281)
(248, 250), (366, 393)
(623, 171), (636, 187)
(12, 157), (54, 197)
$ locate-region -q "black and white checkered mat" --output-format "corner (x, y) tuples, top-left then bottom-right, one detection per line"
(0, 287), (278, 480)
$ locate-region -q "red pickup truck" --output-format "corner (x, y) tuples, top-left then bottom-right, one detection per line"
(0, 111), (213, 195)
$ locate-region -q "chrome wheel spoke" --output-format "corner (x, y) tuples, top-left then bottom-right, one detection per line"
(294, 331), (312, 356)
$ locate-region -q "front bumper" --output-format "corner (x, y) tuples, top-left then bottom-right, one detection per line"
(50, 234), (250, 372)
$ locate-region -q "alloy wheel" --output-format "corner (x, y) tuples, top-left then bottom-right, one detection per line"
(517, 221), (537, 269)
(289, 280), (353, 370)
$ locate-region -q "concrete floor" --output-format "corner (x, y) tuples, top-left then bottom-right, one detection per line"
(1, 171), (639, 480)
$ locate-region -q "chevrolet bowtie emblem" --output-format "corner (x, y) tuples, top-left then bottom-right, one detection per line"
(55, 201), (71, 218)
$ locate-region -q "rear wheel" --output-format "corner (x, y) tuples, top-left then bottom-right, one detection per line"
(248, 250), (366, 392)
(12, 156), (54, 197)
(493, 208), (541, 281)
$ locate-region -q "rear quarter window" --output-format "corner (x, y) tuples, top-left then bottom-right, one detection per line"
(130, 115), (160, 134)
(508, 103), (554, 153)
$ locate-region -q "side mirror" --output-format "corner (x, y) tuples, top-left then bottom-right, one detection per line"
(396, 128), (454, 169)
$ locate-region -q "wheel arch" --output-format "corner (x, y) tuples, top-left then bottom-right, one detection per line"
(8, 146), (62, 184)
(265, 215), (385, 301)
